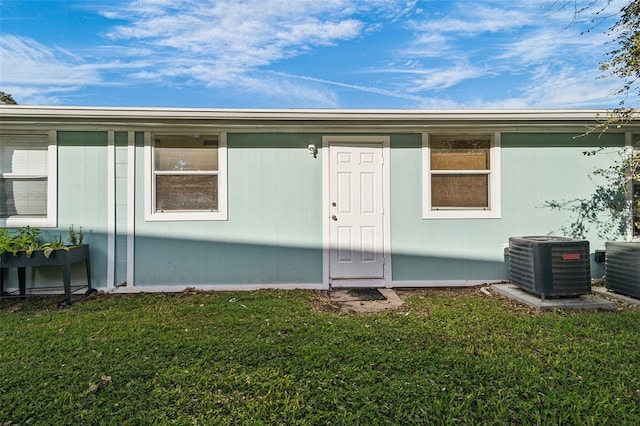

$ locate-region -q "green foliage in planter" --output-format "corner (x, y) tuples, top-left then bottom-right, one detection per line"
(0, 227), (42, 257)
(68, 224), (84, 246)
(39, 235), (69, 259)
(0, 226), (83, 259)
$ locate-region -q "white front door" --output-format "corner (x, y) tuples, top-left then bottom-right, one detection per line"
(328, 142), (385, 284)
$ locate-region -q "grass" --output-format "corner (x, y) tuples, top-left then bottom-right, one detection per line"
(1, 288), (639, 425)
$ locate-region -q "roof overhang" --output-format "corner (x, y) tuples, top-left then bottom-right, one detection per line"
(1, 105), (637, 133)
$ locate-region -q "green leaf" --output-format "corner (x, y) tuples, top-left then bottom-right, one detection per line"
(43, 247), (54, 259)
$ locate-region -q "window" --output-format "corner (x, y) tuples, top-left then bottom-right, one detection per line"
(422, 133), (501, 219)
(145, 133), (227, 221)
(0, 132), (57, 227)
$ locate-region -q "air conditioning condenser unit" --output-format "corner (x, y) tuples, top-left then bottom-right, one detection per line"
(509, 236), (591, 299)
(605, 242), (640, 299)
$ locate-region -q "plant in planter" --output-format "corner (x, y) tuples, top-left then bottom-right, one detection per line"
(0, 226), (42, 257)
(68, 224), (84, 246)
(0, 225), (85, 258)
(38, 225), (84, 259)
(0, 225), (94, 307)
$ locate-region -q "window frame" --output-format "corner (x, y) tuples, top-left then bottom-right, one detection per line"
(0, 130), (57, 228)
(144, 132), (227, 221)
(422, 132), (501, 219)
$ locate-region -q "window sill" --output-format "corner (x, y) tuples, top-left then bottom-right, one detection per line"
(423, 209), (501, 219)
(0, 217), (57, 228)
(144, 211), (228, 222)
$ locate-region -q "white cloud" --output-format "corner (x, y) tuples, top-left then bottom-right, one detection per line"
(500, 27), (609, 65)
(0, 84), (85, 106)
(271, 71), (426, 104)
(409, 4), (533, 35)
(383, 1), (626, 108)
(0, 35), (151, 104)
(519, 65), (622, 107)
(371, 64), (486, 93)
(398, 64), (486, 92)
(0, 35), (101, 86)
(0, 0), (628, 108)
(453, 64), (622, 109)
(239, 73), (340, 107)
(399, 33), (453, 59)
(90, 0), (415, 105)
(101, 0), (369, 80)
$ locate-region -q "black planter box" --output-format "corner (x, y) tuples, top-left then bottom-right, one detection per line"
(0, 244), (92, 307)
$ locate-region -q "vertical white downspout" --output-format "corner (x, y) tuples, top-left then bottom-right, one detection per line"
(106, 131), (116, 290)
(626, 132), (635, 242)
(127, 132), (136, 286)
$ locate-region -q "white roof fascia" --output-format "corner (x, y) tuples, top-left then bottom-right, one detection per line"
(0, 105), (612, 120)
(1, 106), (636, 133)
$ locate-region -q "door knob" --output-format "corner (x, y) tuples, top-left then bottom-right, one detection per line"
(331, 215), (338, 221)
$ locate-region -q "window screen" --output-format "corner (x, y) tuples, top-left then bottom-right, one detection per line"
(429, 136), (492, 209)
(153, 135), (219, 212)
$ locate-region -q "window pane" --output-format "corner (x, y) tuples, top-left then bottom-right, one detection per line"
(0, 178), (47, 217)
(156, 175), (218, 211)
(431, 137), (490, 170)
(155, 136), (218, 171)
(0, 135), (48, 175)
(432, 174), (488, 208)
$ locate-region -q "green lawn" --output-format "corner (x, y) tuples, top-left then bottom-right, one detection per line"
(1, 288), (639, 425)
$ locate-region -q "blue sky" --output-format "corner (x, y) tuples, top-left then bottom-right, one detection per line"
(0, 0), (631, 109)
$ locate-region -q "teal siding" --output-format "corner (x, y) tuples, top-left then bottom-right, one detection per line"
(25, 131), (110, 289)
(134, 133), (324, 285)
(390, 132), (624, 281)
(13, 128), (622, 289)
(500, 133), (623, 240)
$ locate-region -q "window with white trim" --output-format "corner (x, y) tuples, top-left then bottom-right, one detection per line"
(422, 133), (501, 219)
(0, 132), (57, 227)
(146, 133), (227, 221)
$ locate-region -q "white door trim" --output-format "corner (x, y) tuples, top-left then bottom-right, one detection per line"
(322, 136), (392, 288)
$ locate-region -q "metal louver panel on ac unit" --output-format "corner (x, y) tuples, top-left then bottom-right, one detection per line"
(605, 242), (640, 299)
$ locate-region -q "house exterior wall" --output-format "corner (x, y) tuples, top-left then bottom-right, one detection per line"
(390, 132), (623, 283)
(21, 131), (110, 289)
(130, 130), (623, 287)
(133, 133), (324, 286)
(0, 108), (629, 291)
